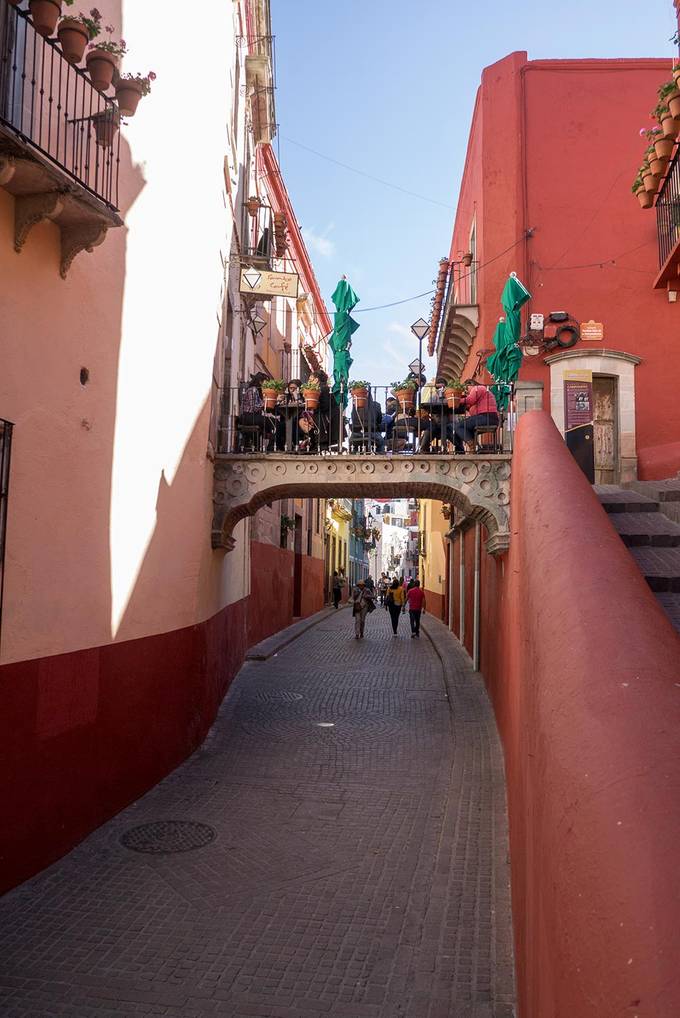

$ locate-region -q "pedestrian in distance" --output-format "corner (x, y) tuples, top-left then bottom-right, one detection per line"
(401, 575), (408, 614)
(351, 579), (375, 639)
(378, 574), (388, 607)
(407, 580), (426, 638)
(332, 570), (342, 610)
(385, 577), (406, 635)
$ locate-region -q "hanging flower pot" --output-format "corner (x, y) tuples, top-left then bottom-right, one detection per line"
(92, 108), (120, 148)
(649, 155), (667, 177)
(660, 112), (680, 140)
(394, 388), (415, 412)
(261, 387), (278, 411)
(29, 0), (62, 37)
(462, 252), (473, 267)
(246, 196), (261, 217)
(669, 92), (680, 120)
(350, 383), (369, 409)
(642, 170), (660, 194)
(444, 384), (465, 409)
(57, 18), (89, 63)
(654, 136), (675, 160)
(85, 47), (120, 92)
(636, 189), (654, 209)
(115, 78), (143, 117)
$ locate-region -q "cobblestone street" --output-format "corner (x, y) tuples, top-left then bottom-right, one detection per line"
(0, 608), (515, 1018)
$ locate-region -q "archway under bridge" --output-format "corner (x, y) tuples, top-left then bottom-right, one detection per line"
(212, 453), (512, 554)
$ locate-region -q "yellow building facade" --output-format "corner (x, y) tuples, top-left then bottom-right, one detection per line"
(418, 499), (450, 622)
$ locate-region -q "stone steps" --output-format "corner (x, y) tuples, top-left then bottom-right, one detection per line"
(624, 479), (680, 525)
(596, 484), (680, 633)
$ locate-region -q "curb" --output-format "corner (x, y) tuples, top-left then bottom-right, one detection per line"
(245, 606), (340, 661)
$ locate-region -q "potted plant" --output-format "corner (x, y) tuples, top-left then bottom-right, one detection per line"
(642, 165), (660, 194)
(85, 29), (127, 92)
(261, 377), (284, 411)
(92, 106), (119, 148)
(659, 78), (680, 120)
(443, 378), (466, 409)
(391, 377), (418, 412)
(246, 196), (262, 217)
(57, 6), (101, 64)
(29, 0), (73, 37)
(115, 70), (156, 117)
(673, 63), (680, 90)
(462, 252), (473, 267)
(349, 380), (370, 408)
(301, 377), (320, 410)
(652, 96), (680, 140)
(644, 144), (667, 179)
(632, 177), (653, 209)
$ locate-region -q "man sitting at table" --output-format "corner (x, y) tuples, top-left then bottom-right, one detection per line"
(417, 377), (453, 453)
(453, 379), (499, 453)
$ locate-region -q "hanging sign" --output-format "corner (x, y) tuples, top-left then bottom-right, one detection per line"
(240, 267), (299, 299)
(580, 320), (604, 342)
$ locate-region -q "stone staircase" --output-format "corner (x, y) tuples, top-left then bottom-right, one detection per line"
(594, 483), (680, 635)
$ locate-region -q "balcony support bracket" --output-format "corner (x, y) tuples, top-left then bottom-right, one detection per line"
(59, 222), (108, 279)
(14, 192), (64, 252)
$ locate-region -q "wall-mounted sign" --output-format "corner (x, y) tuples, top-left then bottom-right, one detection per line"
(580, 320), (604, 342)
(240, 267), (299, 299)
(564, 369), (594, 482)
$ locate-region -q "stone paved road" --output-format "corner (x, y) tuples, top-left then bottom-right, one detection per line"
(0, 608), (515, 1018)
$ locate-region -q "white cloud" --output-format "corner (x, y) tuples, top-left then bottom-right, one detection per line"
(302, 223), (336, 259)
(387, 322), (412, 339)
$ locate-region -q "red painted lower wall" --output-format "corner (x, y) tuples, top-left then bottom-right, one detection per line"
(0, 596), (249, 894)
(301, 555), (324, 619)
(248, 541), (325, 645)
(424, 588), (445, 621)
(467, 412), (680, 1018)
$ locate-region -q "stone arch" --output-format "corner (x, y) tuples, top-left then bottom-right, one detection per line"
(212, 455), (511, 555)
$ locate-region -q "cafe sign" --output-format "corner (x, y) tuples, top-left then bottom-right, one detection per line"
(240, 267), (299, 299)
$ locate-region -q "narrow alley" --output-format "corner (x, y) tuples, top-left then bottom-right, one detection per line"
(0, 609), (514, 1018)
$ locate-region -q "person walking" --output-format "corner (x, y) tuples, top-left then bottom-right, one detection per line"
(332, 570), (342, 610)
(385, 577), (405, 635)
(406, 580), (426, 638)
(351, 579), (375, 639)
(378, 574), (388, 607)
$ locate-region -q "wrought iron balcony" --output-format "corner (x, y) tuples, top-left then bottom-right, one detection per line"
(0, 0), (121, 274)
(655, 145), (680, 288)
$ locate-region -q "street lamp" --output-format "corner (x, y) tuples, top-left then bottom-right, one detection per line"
(251, 313), (266, 336)
(410, 318), (429, 445)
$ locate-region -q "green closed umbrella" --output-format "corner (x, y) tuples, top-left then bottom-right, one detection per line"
(329, 277), (360, 406)
(487, 273), (530, 410)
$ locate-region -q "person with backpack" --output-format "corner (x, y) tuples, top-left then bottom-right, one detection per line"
(385, 577), (405, 635)
(351, 579), (375, 639)
(406, 580), (426, 638)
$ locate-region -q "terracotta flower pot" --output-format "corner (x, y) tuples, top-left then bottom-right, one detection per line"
(669, 93), (680, 120)
(642, 171), (660, 194)
(57, 18), (89, 64)
(674, 68), (680, 90)
(394, 388), (415, 412)
(444, 387), (464, 409)
(115, 78), (144, 117)
(92, 109), (119, 148)
(302, 389), (320, 410)
(29, 0), (62, 37)
(650, 156), (667, 177)
(85, 48), (119, 92)
(351, 386), (369, 409)
(660, 114), (680, 140)
(654, 136), (675, 160)
(261, 388), (278, 411)
(636, 189), (653, 209)
(462, 252), (473, 267)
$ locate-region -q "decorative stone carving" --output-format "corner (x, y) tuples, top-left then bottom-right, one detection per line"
(212, 453), (512, 556)
(14, 192), (64, 252)
(59, 222), (108, 278)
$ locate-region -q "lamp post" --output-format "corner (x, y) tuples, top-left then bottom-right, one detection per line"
(410, 318), (429, 446)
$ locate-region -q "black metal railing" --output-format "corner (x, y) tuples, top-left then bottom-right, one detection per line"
(216, 383), (515, 457)
(0, 0), (120, 209)
(451, 258), (479, 306)
(656, 146), (680, 268)
(0, 417), (13, 653)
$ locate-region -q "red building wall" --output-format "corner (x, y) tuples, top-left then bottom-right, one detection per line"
(450, 52), (680, 478)
(456, 412), (680, 1018)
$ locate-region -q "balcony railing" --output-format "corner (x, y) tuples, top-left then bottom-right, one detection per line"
(216, 383), (514, 457)
(656, 146), (680, 269)
(450, 258), (479, 306)
(0, 0), (120, 210)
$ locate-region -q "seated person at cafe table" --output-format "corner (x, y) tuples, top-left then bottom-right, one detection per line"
(418, 377), (453, 453)
(453, 380), (499, 453)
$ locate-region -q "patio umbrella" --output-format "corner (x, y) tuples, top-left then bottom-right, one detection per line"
(329, 277), (360, 406)
(486, 272), (531, 409)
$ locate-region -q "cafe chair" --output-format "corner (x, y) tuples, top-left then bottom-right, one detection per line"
(473, 419), (504, 454)
(235, 419), (263, 453)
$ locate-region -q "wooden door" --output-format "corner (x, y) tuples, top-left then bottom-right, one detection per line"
(593, 376), (618, 484)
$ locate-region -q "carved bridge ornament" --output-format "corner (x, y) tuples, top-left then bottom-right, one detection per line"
(212, 454), (512, 556)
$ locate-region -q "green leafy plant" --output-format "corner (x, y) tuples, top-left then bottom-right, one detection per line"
(301, 378), (320, 391)
(261, 378), (285, 392)
(444, 378), (465, 391)
(390, 378), (418, 392)
(60, 6), (102, 39)
(658, 80), (678, 102)
(349, 380), (370, 389)
(632, 176), (644, 194)
(280, 514), (296, 532)
(118, 70), (157, 96)
(651, 100), (671, 124)
(89, 24), (127, 56)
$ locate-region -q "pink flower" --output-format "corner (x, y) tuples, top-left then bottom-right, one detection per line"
(639, 128), (647, 135)
(148, 71), (156, 80)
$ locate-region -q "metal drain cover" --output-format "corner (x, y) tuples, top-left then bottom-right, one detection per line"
(253, 690), (304, 703)
(120, 821), (216, 854)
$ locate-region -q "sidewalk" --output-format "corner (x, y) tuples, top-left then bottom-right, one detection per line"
(0, 607), (515, 1018)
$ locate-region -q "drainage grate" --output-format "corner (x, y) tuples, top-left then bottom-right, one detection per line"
(120, 821), (216, 854)
(253, 690), (304, 704)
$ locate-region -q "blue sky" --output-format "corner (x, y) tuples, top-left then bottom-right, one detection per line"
(272, 0), (676, 388)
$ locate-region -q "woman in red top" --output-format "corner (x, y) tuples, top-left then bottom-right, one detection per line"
(406, 580), (426, 638)
(453, 380), (499, 453)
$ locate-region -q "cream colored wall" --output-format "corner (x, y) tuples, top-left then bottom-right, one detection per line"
(0, 1), (250, 663)
(419, 500), (448, 598)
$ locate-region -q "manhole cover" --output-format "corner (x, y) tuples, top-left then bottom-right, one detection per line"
(120, 821), (216, 854)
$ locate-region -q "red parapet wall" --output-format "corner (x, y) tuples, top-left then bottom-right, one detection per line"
(424, 588), (445, 622)
(0, 597), (249, 894)
(248, 541), (295, 645)
(482, 412), (680, 1018)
